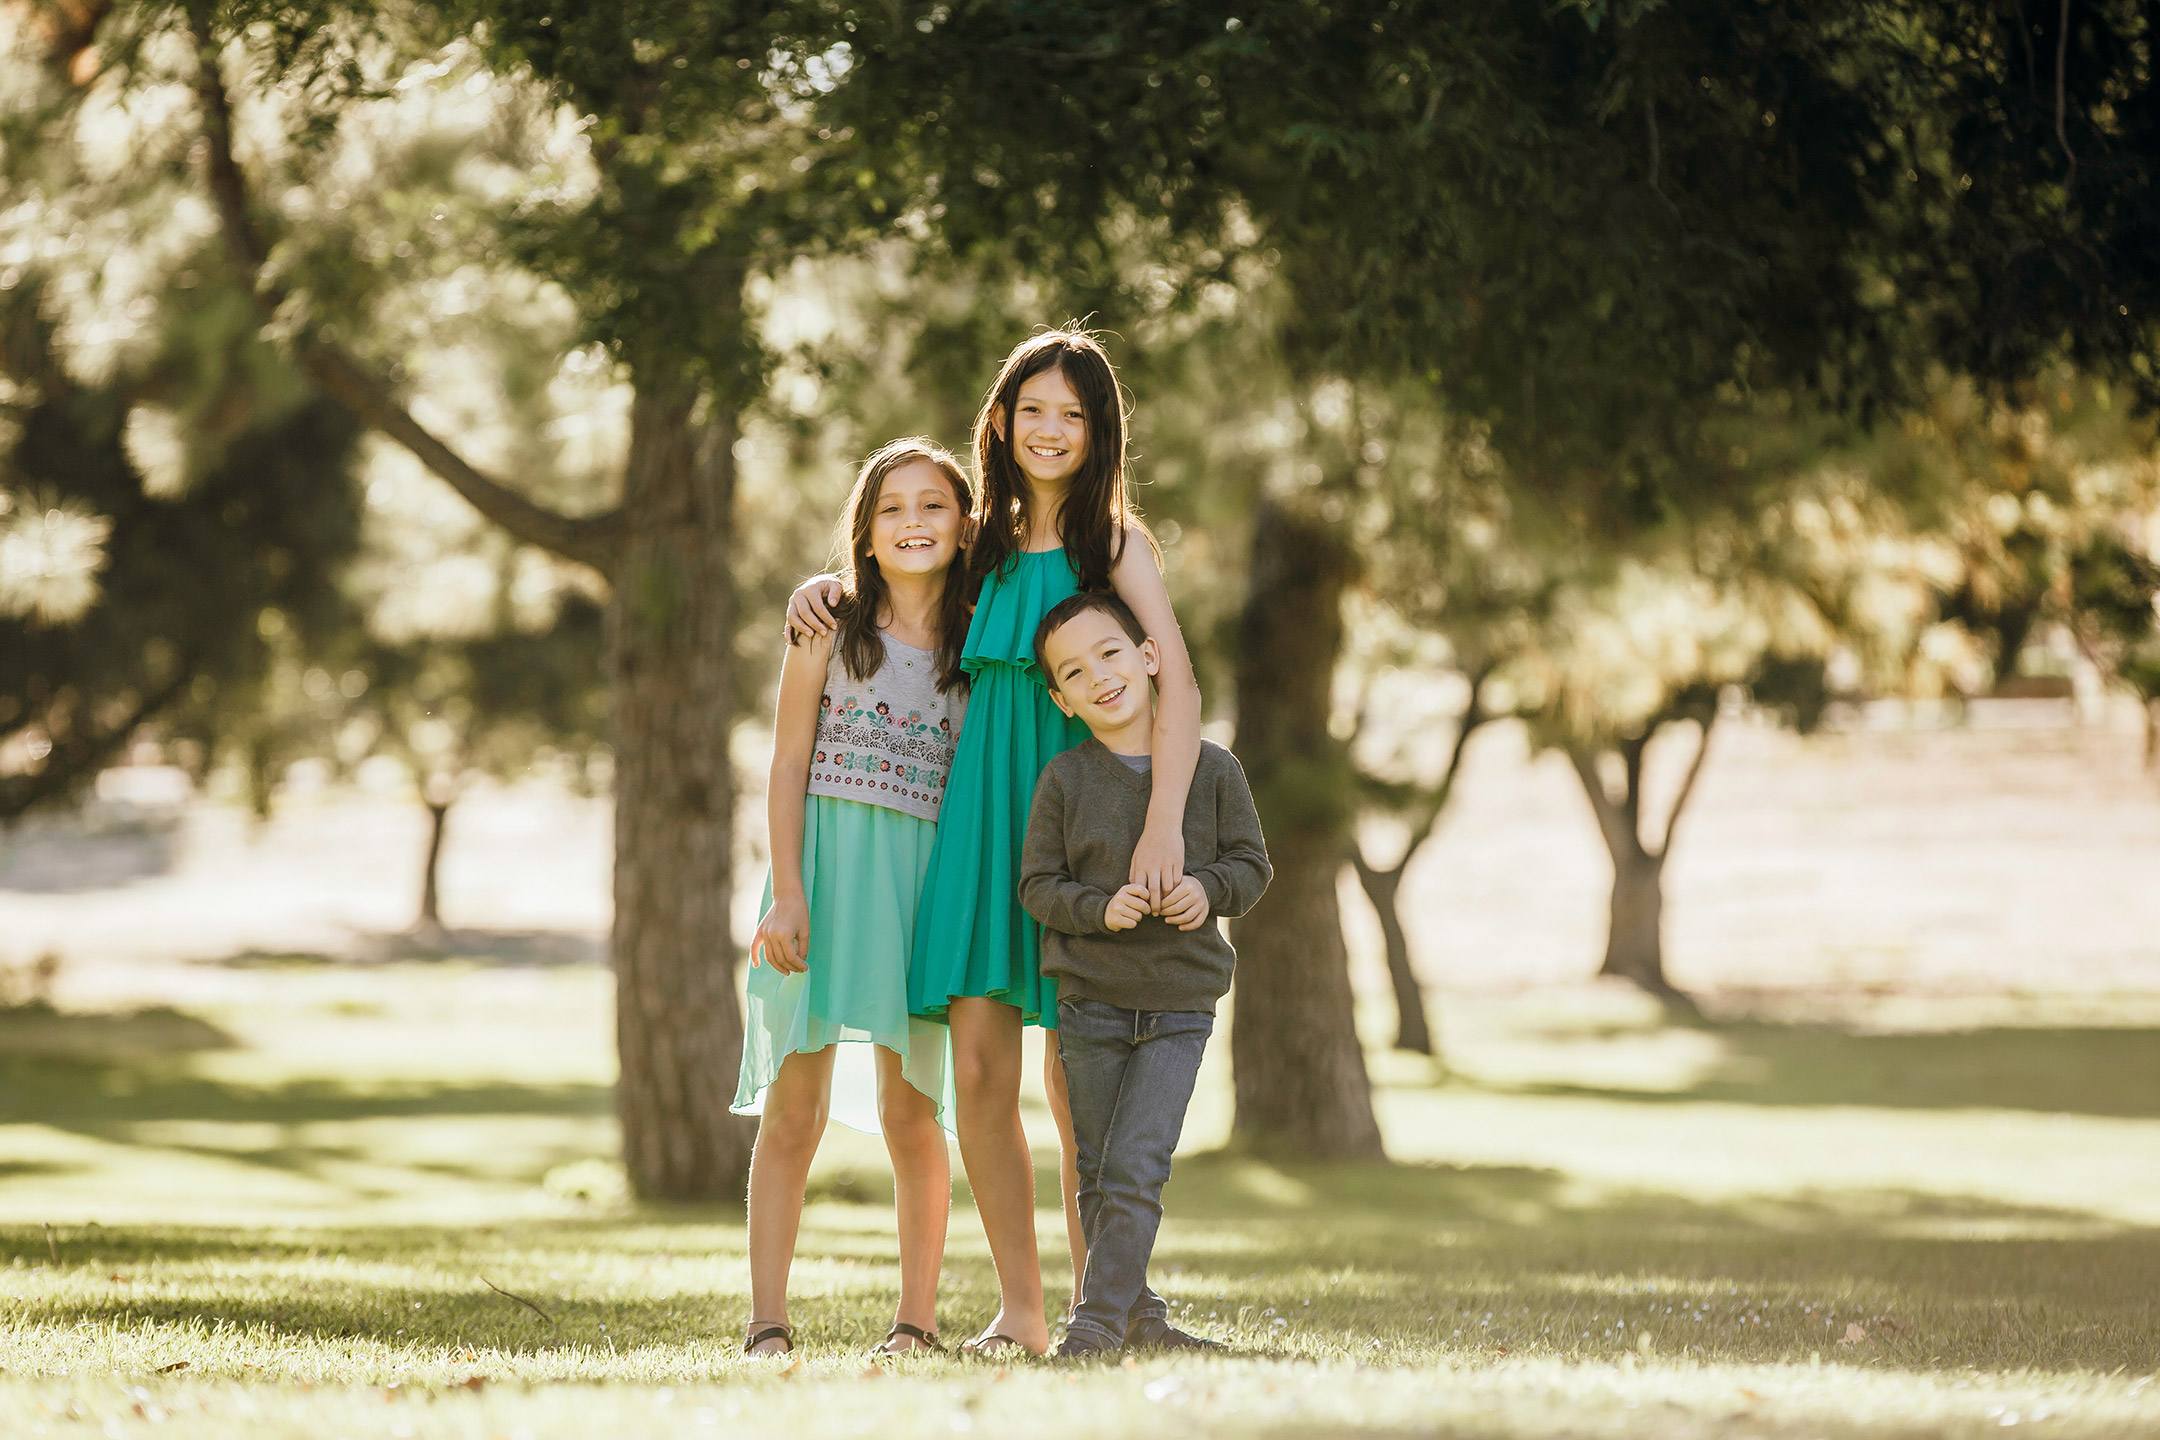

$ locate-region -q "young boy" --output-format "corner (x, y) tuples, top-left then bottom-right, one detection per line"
(1020, 591), (1272, 1359)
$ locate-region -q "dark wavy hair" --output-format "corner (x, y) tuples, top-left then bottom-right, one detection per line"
(1031, 590), (1150, 690)
(969, 328), (1151, 597)
(820, 437), (974, 693)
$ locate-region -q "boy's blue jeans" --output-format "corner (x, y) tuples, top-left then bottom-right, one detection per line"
(1057, 995), (1213, 1352)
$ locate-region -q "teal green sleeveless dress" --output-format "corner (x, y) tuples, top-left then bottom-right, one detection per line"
(908, 547), (1089, 1029)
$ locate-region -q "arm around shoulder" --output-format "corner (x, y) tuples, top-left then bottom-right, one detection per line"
(1190, 749), (1273, 920)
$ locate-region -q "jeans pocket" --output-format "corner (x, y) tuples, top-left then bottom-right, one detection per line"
(1150, 1010), (1214, 1047)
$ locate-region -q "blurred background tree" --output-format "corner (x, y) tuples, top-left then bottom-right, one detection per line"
(357, 596), (606, 935)
(5, 0), (2157, 1196)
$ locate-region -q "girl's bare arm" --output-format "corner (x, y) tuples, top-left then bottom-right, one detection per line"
(1112, 527), (1202, 907)
(756, 630), (831, 969)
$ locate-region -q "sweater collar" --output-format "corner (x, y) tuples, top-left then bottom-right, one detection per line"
(1082, 736), (1153, 794)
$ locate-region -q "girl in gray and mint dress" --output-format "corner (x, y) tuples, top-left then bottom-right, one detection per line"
(733, 439), (974, 1359)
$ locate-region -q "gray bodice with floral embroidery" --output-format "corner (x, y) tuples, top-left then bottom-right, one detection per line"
(806, 633), (966, 822)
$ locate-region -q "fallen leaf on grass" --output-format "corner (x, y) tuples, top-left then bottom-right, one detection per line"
(452, 1377), (486, 1391)
(1839, 1323), (1867, 1345)
(155, 1362), (190, 1374)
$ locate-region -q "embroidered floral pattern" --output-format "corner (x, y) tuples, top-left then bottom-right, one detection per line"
(807, 639), (963, 821)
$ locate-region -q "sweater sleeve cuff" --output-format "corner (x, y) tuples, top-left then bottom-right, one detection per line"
(1080, 890), (1111, 934)
(1194, 868), (1229, 916)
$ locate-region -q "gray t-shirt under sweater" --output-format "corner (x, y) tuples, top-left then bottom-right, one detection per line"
(1019, 738), (1272, 1014)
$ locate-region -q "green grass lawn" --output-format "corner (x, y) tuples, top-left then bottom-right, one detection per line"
(3, 958), (2159, 1438)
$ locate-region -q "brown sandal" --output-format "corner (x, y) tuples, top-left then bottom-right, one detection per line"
(743, 1322), (794, 1356)
(872, 1320), (943, 1356)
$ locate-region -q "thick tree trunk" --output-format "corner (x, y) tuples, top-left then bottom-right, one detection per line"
(184, 29), (743, 1198)
(1597, 848), (1668, 993)
(417, 798), (449, 930)
(1349, 854), (1434, 1057)
(610, 383), (754, 1201)
(1229, 500), (1385, 1160)
(2145, 698), (2158, 771)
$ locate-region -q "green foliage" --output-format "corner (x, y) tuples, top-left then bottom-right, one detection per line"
(1858, 373), (2160, 694)
(357, 592), (608, 804)
(0, 279), (366, 818)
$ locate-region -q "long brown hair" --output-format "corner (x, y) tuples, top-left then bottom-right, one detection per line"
(825, 438), (974, 693)
(970, 328), (1149, 596)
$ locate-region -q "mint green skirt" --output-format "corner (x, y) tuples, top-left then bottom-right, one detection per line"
(734, 795), (954, 1134)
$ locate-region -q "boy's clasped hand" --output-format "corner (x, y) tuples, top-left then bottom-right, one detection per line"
(1103, 877), (1210, 932)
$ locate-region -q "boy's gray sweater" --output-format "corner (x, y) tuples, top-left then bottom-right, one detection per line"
(1020, 738), (1272, 1015)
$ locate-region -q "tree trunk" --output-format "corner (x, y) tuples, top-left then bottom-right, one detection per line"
(1229, 499), (1385, 1161)
(417, 798), (450, 931)
(610, 382), (755, 1201)
(1568, 734), (1705, 1019)
(1349, 854), (1435, 1057)
(2146, 698), (2158, 771)
(1598, 847), (1669, 994)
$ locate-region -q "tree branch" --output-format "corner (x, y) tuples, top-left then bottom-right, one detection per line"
(185, 11), (621, 575)
(1348, 660), (1498, 871)
(1644, 97), (1680, 219)
(2055, 0), (2077, 191)
(1567, 745), (1641, 862)
(1648, 710), (1717, 862)
(1401, 663), (1496, 855)
(0, 661), (196, 821)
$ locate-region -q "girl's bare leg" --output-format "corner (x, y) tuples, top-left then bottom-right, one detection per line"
(946, 996), (1049, 1353)
(876, 1045), (951, 1345)
(1043, 1030), (1085, 1317)
(744, 1046), (836, 1353)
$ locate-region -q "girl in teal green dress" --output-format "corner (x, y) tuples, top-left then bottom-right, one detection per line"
(737, 438), (975, 1360)
(788, 331), (1204, 1356)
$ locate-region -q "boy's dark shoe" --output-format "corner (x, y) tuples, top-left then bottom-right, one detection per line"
(1053, 1333), (1120, 1361)
(1125, 1316), (1229, 1353)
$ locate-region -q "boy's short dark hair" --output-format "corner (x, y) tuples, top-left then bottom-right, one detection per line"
(1032, 591), (1150, 688)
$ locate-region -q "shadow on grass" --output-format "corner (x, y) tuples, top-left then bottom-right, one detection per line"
(0, 819), (179, 893)
(1479, 1022), (2160, 1119)
(0, 1060), (611, 1131)
(200, 931), (607, 969)
(361, 928), (605, 966)
(0, 1002), (235, 1061)
(4, 1161), (2158, 1375)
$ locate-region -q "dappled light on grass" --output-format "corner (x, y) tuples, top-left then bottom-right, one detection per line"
(3, 955), (2158, 1435)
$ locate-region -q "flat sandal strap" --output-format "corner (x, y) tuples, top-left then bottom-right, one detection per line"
(744, 1324), (793, 1353)
(885, 1321), (943, 1350)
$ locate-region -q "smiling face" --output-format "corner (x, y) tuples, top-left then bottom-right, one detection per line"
(1042, 604), (1159, 741)
(868, 458), (964, 579)
(994, 362), (1090, 495)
